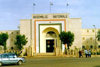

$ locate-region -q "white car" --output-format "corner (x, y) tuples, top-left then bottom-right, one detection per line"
(0, 53), (25, 66)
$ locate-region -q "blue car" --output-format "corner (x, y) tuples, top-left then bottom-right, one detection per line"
(0, 53), (25, 66)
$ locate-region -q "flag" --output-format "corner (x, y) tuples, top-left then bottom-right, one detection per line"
(66, 3), (69, 6)
(33, 3), (36, 6)
(50, 2), (53, 6)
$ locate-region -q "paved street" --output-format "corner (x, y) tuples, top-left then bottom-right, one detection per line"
(2, 57), (100, 67)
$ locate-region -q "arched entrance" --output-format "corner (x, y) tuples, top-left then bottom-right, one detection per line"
(46, 31), (57, 52)
(41, 27), (60, 53)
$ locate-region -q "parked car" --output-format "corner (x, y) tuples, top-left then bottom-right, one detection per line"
(0, 53), (25, 66)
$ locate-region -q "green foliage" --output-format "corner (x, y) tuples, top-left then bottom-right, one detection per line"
(59, 31), (74, 49)
(15, 35), (28, 50)
(0, 33), (8, 50)
(97, 30), (100, 41)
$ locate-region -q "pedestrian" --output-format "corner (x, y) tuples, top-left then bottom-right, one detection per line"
(81, 50), (84, 57)
(84, 49), (88, 58)
(79, 50), (82, 58)
(88, 49), (91, 57)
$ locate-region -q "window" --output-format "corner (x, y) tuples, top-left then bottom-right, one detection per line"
(92, 30), (94, 32)
(0, 55), (1, 58)
(90, 45), (93, 49)
(98, 45), (100, 48)
(82, 46), (85, 49)
(87, 30), (89, 32)
(83, 37), (85, 40)
(17, 32), (19, 34)
(90, 37), (93, 40)
(2, 54), (8, 58)
(46, 31), (57, 37)
(8, 55), (14, 58)
(8, 54), (17, 58)
(11, 32), (13, 34)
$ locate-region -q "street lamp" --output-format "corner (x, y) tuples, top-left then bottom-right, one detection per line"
(93, 25), (97, 49)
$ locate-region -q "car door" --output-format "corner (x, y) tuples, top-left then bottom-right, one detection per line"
(1, 54), (10, 64)
(8, 55), (18, 64)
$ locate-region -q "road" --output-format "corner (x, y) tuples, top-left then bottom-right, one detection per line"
(2, 57), (100, 67)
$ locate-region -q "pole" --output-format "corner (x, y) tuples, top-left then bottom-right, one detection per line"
(66, 3), (69, 13)
(66, 0), (69, 13)
(50, 2), (53, 13)
(33, 3), (36, 14)
(66, 1), (69, 31)
(32, 3), (36, 55)
(93, 25), (96, 49)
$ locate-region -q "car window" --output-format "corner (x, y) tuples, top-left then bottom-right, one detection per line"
(8, 54), (17, 58)
(2, 54), (8, 58)
(8, 55), (14, 58)
(0, 55), (1, 58)
(13, 55), (17, 58)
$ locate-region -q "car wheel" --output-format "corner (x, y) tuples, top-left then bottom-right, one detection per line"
(18, 60), (22, 65)
(0, 62), (2, 66)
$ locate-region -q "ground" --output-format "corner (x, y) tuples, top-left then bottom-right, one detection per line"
(2, 57), (100, 67)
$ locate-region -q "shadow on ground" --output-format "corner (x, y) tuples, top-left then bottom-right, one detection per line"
(2, 64), (18, 67)
(94, 65), (100, 67)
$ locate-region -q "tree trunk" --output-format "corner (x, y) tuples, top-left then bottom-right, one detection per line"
(65, 44), (67, 49)
(4, 42), (6, 50)
(65, 44), (67, 54)
(68, 45), (69, 50)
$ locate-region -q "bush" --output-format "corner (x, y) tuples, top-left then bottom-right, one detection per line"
(97, 52), (100, 55)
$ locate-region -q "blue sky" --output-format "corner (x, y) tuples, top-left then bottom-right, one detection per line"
(0, 0), (100, 30)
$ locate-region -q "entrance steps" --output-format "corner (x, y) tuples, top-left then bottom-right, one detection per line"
(36, 53), (55, 56)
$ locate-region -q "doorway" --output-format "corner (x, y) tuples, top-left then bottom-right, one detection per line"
(46, 40), (54, 52)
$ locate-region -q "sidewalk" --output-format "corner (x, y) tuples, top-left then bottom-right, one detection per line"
(23, 55), (100, 58)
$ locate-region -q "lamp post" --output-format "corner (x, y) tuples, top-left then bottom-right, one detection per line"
(93, 25), (97, 49)
(32, 3), (36, 55)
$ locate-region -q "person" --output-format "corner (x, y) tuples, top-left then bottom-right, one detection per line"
(79, 50), (82, 58)
(84, 49), (88, 58)
(88, 49), (91, 57)
(81, 50), (84, 57)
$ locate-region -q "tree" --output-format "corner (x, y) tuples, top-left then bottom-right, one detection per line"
(97, 30), (100, 41)
(15, 35), (28, 50)
(0, 33), (8, 50)
(59, 31), (74, 49)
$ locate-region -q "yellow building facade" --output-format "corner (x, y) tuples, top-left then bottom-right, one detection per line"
(82, 29), (100, 49)
(20, 13), (82, 56)
(0, 13), (99, 56)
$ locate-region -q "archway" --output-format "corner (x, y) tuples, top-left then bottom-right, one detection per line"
(41, 27), (60, 53)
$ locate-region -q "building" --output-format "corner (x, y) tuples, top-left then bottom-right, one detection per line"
(0, 30), (19, 50)
(82, 29), (100, 49)
(0, 13), (99, 56)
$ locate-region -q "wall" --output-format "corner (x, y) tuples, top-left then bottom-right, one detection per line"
(82, 29), (100, 49)
(67, 18), (82, 49)
(20, 19), (32, 48)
